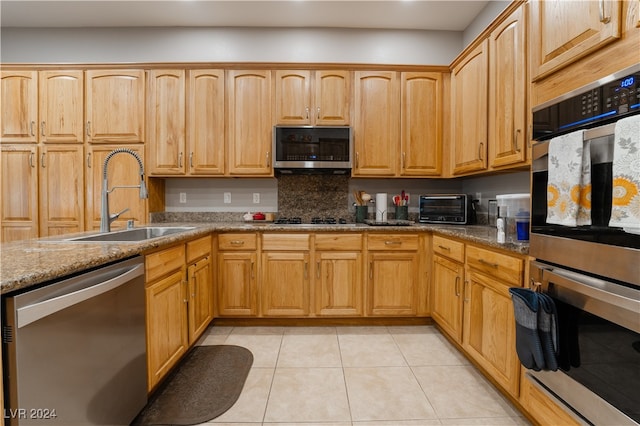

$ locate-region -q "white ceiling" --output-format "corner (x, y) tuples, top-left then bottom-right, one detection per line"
(1, 0), (491, 31)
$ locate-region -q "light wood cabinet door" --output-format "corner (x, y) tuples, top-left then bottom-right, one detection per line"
(462, 269), (520, 397)
(85, 144), (147, 230)
(38, 144), (84, 237)
(39, 70), (84, 144)
(489, 4), (527, 169)
(275, 70), (312, 124)
(187, 255), (213, 344)
(1, 71), (38, 143)
(148, 70), (186, 175)
(530, 0), (622, 80)
(367, 251), (418, 316)
(227, 70), (272, 176)
(217, 251), (258, 316)
(187, 69), (225, 175)
(400, 72), (442, 176)
(261, 251), (310, 316)
(353, 71), (400, 176)
(451, 39), (488, 176)
(315, 251), (363, 316)
(519, 373), (581, 426)
(146, 267), (188, 391)
(432, 254), (464, 343)
(315, 70), (351, 125)
(85, 70), (145, 143)
(0, 145), (38, 241)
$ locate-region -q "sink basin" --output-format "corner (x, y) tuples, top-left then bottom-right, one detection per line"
(62, 226), (196, 242)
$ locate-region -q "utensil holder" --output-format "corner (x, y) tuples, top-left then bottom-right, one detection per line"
(395, 205), (408, 220)
(355, 206), (368, 223)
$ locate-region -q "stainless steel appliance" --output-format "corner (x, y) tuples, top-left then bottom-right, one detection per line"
(2, 256), (147, 425)
(418, 194), (476, 224)
(273, 126), (352, 173)
(529, 64), (640, 425)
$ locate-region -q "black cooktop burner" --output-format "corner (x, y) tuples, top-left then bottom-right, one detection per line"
(275, 217), (348, 225)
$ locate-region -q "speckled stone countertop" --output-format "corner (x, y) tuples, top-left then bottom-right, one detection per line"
(0, 222), (528, 295)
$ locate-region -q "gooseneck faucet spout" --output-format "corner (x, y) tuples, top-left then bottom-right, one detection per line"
(100, 148), (148, 233)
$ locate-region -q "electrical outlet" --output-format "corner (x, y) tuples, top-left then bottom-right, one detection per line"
(475, 192), (482, 203)
(179, 192), (187, 203)
(224, 192), (231, 204)
(253, 193), (260, 204)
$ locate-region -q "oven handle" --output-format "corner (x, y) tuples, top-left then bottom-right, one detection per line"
(531, 261), (640, 333)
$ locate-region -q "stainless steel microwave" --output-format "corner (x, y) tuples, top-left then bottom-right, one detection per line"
(419, 194), (476, 224)
(273, 126), (352, 173)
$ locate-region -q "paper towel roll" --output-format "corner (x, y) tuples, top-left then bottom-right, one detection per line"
(376, 193), (387, 222)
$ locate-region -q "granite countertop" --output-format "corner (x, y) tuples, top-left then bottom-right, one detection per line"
(0, 222), (528, 295)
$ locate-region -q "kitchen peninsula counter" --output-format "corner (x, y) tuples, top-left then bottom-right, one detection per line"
(1, 222), (527, 295)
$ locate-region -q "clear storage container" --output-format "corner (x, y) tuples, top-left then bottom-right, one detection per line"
(496, 193), (530, 243)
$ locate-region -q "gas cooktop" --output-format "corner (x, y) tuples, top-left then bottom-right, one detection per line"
(274, 217), (350, 225)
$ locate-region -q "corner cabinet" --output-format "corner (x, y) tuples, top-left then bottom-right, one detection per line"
(226, 70), (273, 176)
(529, 0), (622, 81)
(450, 40), (489, 176)
(353, 71), (400, 176)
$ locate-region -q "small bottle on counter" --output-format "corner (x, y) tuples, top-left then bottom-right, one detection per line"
(496, 217), (506, 243)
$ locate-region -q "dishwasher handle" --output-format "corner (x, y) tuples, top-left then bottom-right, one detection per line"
(17, 262), (144, 328)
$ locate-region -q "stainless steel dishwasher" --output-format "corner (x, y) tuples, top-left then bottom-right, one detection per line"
(2, 256), (147, 426)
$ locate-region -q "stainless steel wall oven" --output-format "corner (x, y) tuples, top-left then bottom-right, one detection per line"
(529, 64), (640, 425)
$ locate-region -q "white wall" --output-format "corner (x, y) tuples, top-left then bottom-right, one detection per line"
(1, 27), (463, 65)
(462, 0), (510, 47)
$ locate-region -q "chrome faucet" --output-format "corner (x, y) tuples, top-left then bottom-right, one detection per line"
(100, 148), (148, 232)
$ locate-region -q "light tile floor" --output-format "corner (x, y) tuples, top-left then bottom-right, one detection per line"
(196, 325), (531, 426)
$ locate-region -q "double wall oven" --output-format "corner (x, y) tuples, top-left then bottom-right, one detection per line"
(530, 64), (640, 425)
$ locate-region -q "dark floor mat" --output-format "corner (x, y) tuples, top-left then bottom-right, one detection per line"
(132, 345), (253, 425)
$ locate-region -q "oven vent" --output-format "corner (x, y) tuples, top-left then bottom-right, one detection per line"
(2, 325), (13, 343)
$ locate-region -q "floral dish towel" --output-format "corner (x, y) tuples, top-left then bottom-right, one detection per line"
(609, 114), (640, 234)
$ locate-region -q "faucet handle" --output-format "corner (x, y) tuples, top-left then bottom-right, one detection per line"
(110, 207), (130, 221)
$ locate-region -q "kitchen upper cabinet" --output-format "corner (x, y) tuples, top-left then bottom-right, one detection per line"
(85, 70), (145, 143)
(261, 233), (311, 316)
(314, 233), (363, 316)
(0, 71), (38, 143)
(187, 69), (225, 175)
(530, 0), (622, 81)
(463, 245), (524, 398)
(38, 70), (84, 144)
(38, 144), (84, 237)
(217, 233), (258, 316)
(488, 4), (528, 169)
(400, 72), (443, 176)
(186, 235), (214, 344)
(85, 144), (147, 230)
(147, 69), (186, 175)
(353, 71), (400, 176)
(0, 145), (38, 241)
(227, 70), (273, 176)
(451, 40), (489, 176)
(431, 236), (465, 343)
(366, 233), (419, 316)
(275, 70), (350, 125)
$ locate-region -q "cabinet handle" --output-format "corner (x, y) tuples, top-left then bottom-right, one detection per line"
(87, 152), (92, 168)
(355, 152), (359, 168)
(402, 152), (406, 169)
(599, 0), (610, 23)
(40, 152), (46, 168)
(251, 261), (255, 279)
(41, 121), (46, 137)
(28, 151), (35, 168)
(478, 142), (484, 160)
(266, 151), (270, 168)
(513, 128), (521, 152)
(528, 124), (533, 148)
(455, 275), (461, 297)
(29, 121), (35, 136)
(191, 273), (197, 298)
(230, 240), (245, 245)
(438, 245), (451, 251)
(304, 262), (308, 279)
(86, 121), (91, 137)
(317, 261), (321, 278)
(189, 152), (194, 169)
(464, 280), (470, 302)
(316, 107), (320, 120)
(478, 258), (499, 268)
(183, 280), (188, 304)
(384, 240), (402, 245)
(305, 106), (310, 120)
(369, 261), (373, 279)
(178, 152), (183, 168)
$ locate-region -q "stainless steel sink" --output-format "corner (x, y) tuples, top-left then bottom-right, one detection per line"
(61, 226), (196, 242)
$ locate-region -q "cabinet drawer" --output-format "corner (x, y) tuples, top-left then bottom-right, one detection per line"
(367, 234), (419, 251)
(315, 233), (362, 251)
(187, 235), (211, 263)
(146, 244), (185, 283)
(432, 235), (464, 263)
(262, 233), (310, 251)
(218, 233), (257, 250)
(466, 244), (523, 286)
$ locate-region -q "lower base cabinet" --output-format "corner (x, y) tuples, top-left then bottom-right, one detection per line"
(519, 371), (581, 426)
(216, 233), (258, 316)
